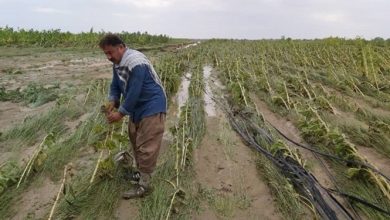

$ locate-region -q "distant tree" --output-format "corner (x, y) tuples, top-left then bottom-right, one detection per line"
(371, 37), (386, 47)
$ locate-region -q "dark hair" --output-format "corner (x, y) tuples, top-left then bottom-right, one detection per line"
(99, 34), (125, 48)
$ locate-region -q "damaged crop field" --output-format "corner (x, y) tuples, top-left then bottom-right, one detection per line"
(1, 29), (390, 220)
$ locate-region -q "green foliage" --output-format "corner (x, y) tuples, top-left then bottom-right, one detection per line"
(0, 87), (20, 101)
(154, 51), (189, 100)
(42, 111), (104, 178)
(2, 38), (390, 219)
(97, 157), (116, 179)
(298, 117), (328, 144)
(56, 169), (127, 219)
(271, 95), (289, 109)
(0, 26), (171, 48)
(228, 81), (246, 106)
(198, 187), (235, 217)
(0, 106), (79, 145)
(198, 39), (390, 219)
(0, 162), (20, 195)
(255, 154), (304, 220)
(1, 68), (23, 75)
(32, 133), (56, 172)
(369, 120), (390, 134)
(314, 96), (335, 113)
(22, 83), (59, 107)
(0, 83), (59, 107)
(324, 130), (361, 161)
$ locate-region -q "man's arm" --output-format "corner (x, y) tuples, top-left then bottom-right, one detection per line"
(107, 68), (122, 112)
(118, 64), (146, 115)
(108, 68), (122, 103)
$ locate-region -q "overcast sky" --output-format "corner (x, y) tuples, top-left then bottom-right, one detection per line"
(0, 0), (389, 39)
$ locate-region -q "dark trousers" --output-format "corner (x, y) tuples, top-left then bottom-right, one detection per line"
(128, 113), (165, 174)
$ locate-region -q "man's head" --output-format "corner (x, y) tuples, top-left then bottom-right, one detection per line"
(99, 34), (127, 64)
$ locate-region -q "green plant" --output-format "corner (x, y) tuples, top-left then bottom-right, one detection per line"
(0, 162), (20, 195)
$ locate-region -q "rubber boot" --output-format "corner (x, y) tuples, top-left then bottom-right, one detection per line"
(114, 150), (134, 169)
(122, 172), (152, 199)
(123, 169), (141, 184)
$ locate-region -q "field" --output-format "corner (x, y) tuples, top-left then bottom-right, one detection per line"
(1, 29), (390, 220)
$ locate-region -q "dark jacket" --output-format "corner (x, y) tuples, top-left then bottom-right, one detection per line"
(108, 49), (166, 123)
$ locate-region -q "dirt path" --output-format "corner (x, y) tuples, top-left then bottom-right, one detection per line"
(11, 177), (59, 220)
(194, 113), (280, 219)
(193, 66), (281, 219)
(356, 145), (390, 178)
(114, 200), (140, 220)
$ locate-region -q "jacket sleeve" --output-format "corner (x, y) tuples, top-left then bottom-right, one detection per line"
(118, 65), (146, 115)
(108, 67), (122, 102)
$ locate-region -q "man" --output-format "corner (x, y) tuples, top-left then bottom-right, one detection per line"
(99, 34), (166, 199)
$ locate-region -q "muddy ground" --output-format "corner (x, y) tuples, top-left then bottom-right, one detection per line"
(0, 47), (111, 219)
(1, 47), (389, 219)
(0, 47), (111, 132)
(0, 48), (280, 219)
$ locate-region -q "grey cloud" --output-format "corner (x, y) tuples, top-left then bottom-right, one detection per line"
(0, 0), (388, 39)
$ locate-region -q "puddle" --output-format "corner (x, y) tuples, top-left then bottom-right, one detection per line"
(176, 72), (192, 116)
(203, 66), (216, 117)
(179, 41), (201, 50)
(173, 65), (218, 117)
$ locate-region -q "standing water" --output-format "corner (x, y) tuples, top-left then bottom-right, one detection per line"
(176, 72), (192, 116)
(203, 66), (216, 117)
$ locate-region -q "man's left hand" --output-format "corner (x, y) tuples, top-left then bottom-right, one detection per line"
(107, 112), (124, 123)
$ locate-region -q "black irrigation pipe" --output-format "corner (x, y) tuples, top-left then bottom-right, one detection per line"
(326, 188), (390, 216)
(192, 67), (390, 217)
(202, 76), (390, 182)
(314, 152), (362, 220)
(234, 99), (390, 216)
(233, 105), (390, 216)
(225, 109), (354, 220)
(268, 121), (390, 182)
(194, 72), (390, 182)
(227, 110), (390, 218)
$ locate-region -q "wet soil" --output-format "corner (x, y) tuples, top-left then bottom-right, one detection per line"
(193, 67), (281, 219)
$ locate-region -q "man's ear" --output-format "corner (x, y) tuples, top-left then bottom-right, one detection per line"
(118, 44), (126, 53)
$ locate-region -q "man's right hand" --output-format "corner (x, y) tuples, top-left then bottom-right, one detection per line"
(107, 101), (116, 113)
(101, 101), (116, 115)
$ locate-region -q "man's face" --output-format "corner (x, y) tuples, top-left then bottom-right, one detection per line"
(101, 44), (126, 64)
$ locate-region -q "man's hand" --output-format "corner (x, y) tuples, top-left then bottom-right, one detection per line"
(102, 101), (116, 115)
(107, 101), (116, 113)
(107, 111), (124, 124)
